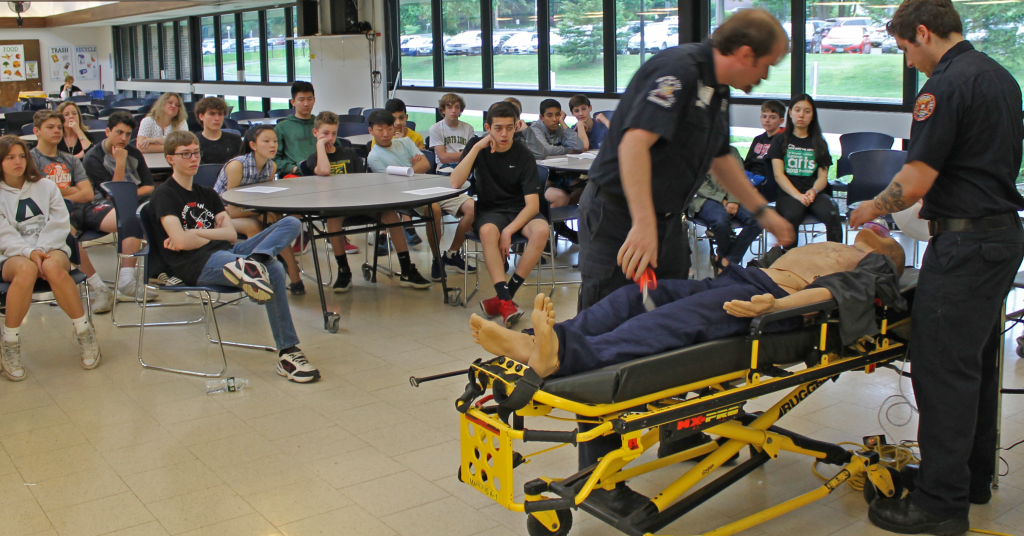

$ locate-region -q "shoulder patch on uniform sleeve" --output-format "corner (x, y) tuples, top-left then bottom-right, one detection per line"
(914, 93), (936, 121)
(648, 76), (682, 108)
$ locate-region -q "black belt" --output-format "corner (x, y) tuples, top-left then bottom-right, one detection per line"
(593, 184), (680, 221)
(927, 213), (1020, 236)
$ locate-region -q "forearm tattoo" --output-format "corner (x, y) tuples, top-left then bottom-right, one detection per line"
(873, 181), (909, 214)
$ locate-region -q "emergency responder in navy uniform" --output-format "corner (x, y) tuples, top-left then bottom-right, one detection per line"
(850, 0), (1024, 533)
(573, 9), (795, 511)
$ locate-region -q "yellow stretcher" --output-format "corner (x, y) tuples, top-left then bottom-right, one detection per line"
(432, 269), (920, 536)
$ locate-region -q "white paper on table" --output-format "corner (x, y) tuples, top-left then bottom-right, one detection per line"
(386, 166), (414, 177)
(240, 186), (288, 193)
(404, 187), (463, 196)
(569, 152), (597, 160)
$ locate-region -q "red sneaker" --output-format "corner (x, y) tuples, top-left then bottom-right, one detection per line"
(499, 300), (524, 328)
(480, 296), (501, 318)
(344, 238), (360, 255)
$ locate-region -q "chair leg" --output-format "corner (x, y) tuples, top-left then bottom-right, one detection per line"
(205, 296), (276, 352)
(138, 289), (227, 378)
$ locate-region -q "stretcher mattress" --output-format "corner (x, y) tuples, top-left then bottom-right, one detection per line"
(542, 268), (919, 405)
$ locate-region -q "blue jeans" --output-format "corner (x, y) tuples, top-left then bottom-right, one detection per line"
(197, 218), (301, 350)
(745, 170), (765, 186)
(696, 201), (761, 266)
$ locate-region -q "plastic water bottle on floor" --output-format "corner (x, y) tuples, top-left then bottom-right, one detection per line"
(205, 377), (248, 394)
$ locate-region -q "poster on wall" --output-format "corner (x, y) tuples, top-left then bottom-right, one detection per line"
(49, 46), (73, 82)
(75, 46), (98, 80)
(26, 61), (38, 79)
(0, 44), (26, 82)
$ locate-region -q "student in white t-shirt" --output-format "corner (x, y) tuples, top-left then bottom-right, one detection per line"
(428, 93), (475, 174)
(137, 92), (189, 154)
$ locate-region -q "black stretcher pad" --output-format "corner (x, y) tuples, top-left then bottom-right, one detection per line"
(541, 269), (919, 405)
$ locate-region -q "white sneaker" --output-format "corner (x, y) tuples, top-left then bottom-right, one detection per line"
(115, 283), (156, 303)
(223, 258), (274, 304)
(277, 349), (320, 383)
(75, 325), (101, 370)
(90, 285), (114, 314)
(1, 338), (25, 381)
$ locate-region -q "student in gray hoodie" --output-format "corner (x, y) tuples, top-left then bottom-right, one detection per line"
(532, 99), (587, 242)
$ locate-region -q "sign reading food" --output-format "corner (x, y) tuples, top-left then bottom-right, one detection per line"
(1, 45), (26, 82)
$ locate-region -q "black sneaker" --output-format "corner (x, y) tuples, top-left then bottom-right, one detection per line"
(288, 280), (306, 295)
(277, 349), (320, 383)
(443, 250), (476, 273)
(399, 264), (432, 289)
(333, 270), (353, 293)
(405, 227), (423, 247)
(430, 258), (443, 282)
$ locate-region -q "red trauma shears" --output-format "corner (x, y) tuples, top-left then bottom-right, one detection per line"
(639, 267), (657, 311)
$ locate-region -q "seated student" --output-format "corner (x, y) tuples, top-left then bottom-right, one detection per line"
(688, 147), (761, 271)
(137, 92), (189, 154)
(29, 110), (115, 314)
(356, 111), (436, 289)
(503, 97), (547, 160)
(195, 97), (242, 165)
(471, 228), (906, 378)
(532, 99), (586, 214)
(365, 110), (476, 282)
(82, 111), (150, 301)
(60, 75), (84, 99)
(274, 81), (318, 177)
(568, 95), (609, 151)
(377, 98), (424, 150)
(55, 102), (92, 159)
(451, 102), (549, 327)
(428, 93), (475, 174)
(0, 135), (101, 381)
(767, 95), (842, 248)
(743, 100), (785, 187)
(150, 131), (319, 383)
(213, 125), (304, 294)
(297, 111), (372, 292)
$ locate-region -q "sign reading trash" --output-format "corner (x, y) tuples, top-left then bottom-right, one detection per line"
(49, 46), (73, 82)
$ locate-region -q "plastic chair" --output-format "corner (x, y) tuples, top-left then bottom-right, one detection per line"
(336, 114), (365, 124)
(406, 121), (416, 132)
(268, 108), (294, 118)
(221, 129), (241, 137)
(348, 107), (363, 115)
(84, 130), (107, 145)
(21, 124), (34, 135)
(70, 95), (93, 103)
(116, 98), (145, 107)
(98, 108), (128, 118)
(4, 111), (34, 136)
(538, 166), (581, 289)
(844, 149), (908, 243)
(362, 108), (384, 121)
(837, 132), (895, 180)
(421, 149), (437, 175)
(100, 181), (154, 327)
(336, 123), (370, 138)
(230, 110), (265, 121)
(136, 104), (153, 116)
(596, 110), (615, 121)
(194, 164), (223, 189)
(84, 119), (109, 131)
(26, 98), (47, 111)
(142, 97), (159, 106)
(0, 234), (92, 322)
(136, 202), (273, 378)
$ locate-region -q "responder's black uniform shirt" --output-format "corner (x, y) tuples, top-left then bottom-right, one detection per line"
(588, 42), (732, 214)
(909, 40), (1024, 220)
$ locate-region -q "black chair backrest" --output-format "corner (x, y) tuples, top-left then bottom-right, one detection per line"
(596, 110), (615, 121)
(98, 107), (128, 118)
(117, 98), (145, 106)
(337, 114), (364, 124)
(137, 104), (153, 116)
(182, 101), (196, 112)
(21, 124), (34, 135)
(195, 164), (223, 189)
(136, 202), (172, 281)
(101, 181), (144, 248)
(848, 150), (908, 206)
(85, 130), (107, 144)
(230, 110), (265, 121)
(142, 97), (160, 105)
(84, 119), (109, 131)
(337, 123), (369, 138)
(421, 149), (437, 175)
(406, 121), (417, 132)
(187, 112), (201, 132)
(223, 118), (241, 131)
(268, 108), (294, 118)
(348, 107), (364, 116)
(362, 108), (383, 121)
(5, 111), (35, 135)
(27, 98), (47, 111)
(837, 132), (895, 179)
(222, 128), (242, 137)
(70, 95), (93, 103)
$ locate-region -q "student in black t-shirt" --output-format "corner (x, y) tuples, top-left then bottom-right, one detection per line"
(767, 94), (841, 248)
(743, 99), (785, 187)
(451, 102), (547, 328)
(150, 131), (320, 383)
(195, 97), (242, 165)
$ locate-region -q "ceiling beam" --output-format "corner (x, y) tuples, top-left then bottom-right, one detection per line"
(44, 1), (207, 27)
(0, 18), (47, 29)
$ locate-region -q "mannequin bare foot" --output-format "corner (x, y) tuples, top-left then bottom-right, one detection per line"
(527, 294), (559, 377)
(470, 313), (534, 363)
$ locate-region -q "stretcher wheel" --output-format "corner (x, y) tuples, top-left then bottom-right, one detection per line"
(326, 313), (340, 334)
(863, 465), (905, 505)
(526, 509), (572, 536)
(447, 288), (463, 307)
(361, 264), (372, 281)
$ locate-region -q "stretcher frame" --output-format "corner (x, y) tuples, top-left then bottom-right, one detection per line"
(451, 298), (911, 536)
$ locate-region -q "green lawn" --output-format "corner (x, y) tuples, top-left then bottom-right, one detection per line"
(201, 48), (311, 81)
(402, 52), (905, 101)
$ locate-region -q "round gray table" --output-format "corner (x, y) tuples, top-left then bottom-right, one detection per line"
(143, 152), (171, 171)
(343, 133), (373, 146)
(19, 134), (37, 142)
(236, 117), (280, 126)
(536, 155), (595, 172)
(222, 173), (468, 332)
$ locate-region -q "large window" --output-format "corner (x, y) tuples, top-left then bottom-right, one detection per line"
(617, 1), (677, 91)
(804, 2), (902, 104)
(201, 17), (216, 81)
(221, 16), (239, 81)
(714, 1), (789, 100)
(179, 20), (191, 80)
(494, 0), (538, 90)
(267, 8), (288, 83)
(550, 0), (605, 91)
(292, 10), (311, 82)
(134, 26), (145, 78)
(242, 11), (262, 82)
(442, 0), (482, 88)
(399, 0), (434, 87)
(148, 25), (160, 78)
(163, 23), (177, 79)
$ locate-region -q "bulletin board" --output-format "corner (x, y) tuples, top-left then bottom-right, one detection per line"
(0, 39), (42, 107)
